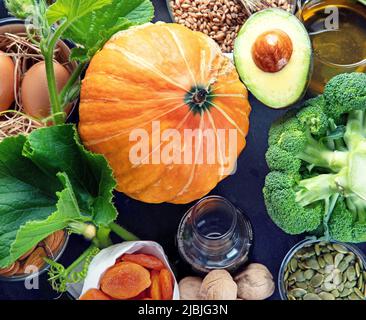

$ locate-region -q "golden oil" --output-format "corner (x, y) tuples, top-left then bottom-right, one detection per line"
(299, 0), (366, 94)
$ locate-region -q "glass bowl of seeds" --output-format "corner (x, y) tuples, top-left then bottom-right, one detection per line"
(0, 230), (69, 282)
(167, 0), (298, 53)
(279, 239), (366, 300)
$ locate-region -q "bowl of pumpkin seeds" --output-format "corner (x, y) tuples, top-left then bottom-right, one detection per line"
(279, 239), (366, 300)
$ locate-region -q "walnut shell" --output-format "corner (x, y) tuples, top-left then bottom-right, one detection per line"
(179, 277), (203, 300)
(235, 263), (275, 300)
(200, 270), (237, 300)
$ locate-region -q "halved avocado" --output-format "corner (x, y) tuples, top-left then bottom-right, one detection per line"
(234, 9), (312, 109)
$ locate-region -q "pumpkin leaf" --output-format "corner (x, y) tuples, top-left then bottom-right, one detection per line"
(46, 0), (113, 25)
(62, 0), (154, 62)
(0, 125), (118, 268)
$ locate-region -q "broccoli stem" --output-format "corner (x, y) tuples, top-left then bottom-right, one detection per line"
(298, 131), (348, 172)
(344, 110), (366, 151)
(295, 173), (341, 207)
(346, 196), (366, 223)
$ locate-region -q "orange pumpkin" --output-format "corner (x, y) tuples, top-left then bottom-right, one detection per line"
(79, 23), (251, 204)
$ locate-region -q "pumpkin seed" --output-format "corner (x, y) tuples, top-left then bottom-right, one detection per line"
(354, 287), (364, 299)
(337, 283), (345, 292)
(344, 280), (356, 289)
(317, 257), (326, 269)
(319, 292), (335, 300)
(290, 258), (298, 272)
(310, 274), (324, 287)
(296, 282), (308, 289)
(334, 253), (344, 268)
(333, 270), (343, 286)
(284, 270), (289, 281)
(322, 282), (336, 292)
(290, 288), (307, 298)
(331, 289), (340, 298)
(306, 258), (320, 270)
(304, 269), (315, 280)
(339, 288), (352, 297)
(332, 244), (348, 254)
(347, 266), (356, 281)
(324, 273), (333, 283)
(325, 265), (335, 274)
(303, 293), (321, 300)
(357, 276), (364, 291)
(338, 261), (349, 273)
(315, 244), (321, 256)
(294, 270), (305, 282)
(288, 294), (296, 300)
(344, 254), (355, 264)
(355, 262), (361, 278)
(324, 253), (333, 265)
(349, 293), (361, 300)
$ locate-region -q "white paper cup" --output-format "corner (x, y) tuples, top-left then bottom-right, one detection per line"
(81, 241), (180, 300)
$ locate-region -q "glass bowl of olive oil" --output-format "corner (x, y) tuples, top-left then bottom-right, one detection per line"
(298, 0), (366, 95)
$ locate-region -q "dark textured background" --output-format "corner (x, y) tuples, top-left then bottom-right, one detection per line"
(0, 0), (365, 300)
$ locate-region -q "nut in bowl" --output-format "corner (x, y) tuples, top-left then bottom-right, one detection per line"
(79, 241), (179, 300)
(0, 230), (69, 281)
(279, 239), (366, 300)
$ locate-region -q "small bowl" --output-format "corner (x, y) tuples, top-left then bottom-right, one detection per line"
(166, 0), (298, 56)
(166, 0), (298, 23)
(278, 239), (366, 300)
(0, 18), (78, 120)
(0, 231), (69, 282)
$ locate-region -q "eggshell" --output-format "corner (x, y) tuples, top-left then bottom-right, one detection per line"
(21, 61), (70, 119)
(0, 50), (15, 111)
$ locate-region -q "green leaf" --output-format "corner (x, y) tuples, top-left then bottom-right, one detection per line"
(46, 0), (112, 25)
(0, 125), (118, 268)
(63, 0), (154, 61)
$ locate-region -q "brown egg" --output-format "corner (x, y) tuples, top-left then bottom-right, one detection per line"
(0, 50), (15, 111)
(21, 61), (70, 119)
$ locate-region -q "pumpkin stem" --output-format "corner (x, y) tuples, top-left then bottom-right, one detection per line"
(192, 88), (208, 105)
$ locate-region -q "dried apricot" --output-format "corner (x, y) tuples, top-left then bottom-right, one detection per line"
(121, 254), (165, 270)
(79, 289), (111, 300)
(159, 269), (174, 300)
(129, 290), (148, 300)
(100, 262), (151, 300)
(149, 270), (162, 300)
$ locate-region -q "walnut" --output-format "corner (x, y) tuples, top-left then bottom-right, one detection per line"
(235, 263), (275, 300)
(179, 277), (203, 300)
(199, 270), (237, 300)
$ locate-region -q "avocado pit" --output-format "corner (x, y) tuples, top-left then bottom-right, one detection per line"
(251, 29), (293, 73)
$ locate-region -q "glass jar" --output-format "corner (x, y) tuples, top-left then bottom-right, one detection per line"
(177, 195), (253, 274)
(297, 0), (366, 95)
(0, 230), (69, 282)
(278, 239), (366, 300)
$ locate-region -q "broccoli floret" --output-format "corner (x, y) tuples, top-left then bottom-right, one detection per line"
(324, 72), (366, 120)
(263, 73), (366, 243)
(263, 172), (323, 234)
(329, 197), (366, 243)
(297, 95), (328, 136)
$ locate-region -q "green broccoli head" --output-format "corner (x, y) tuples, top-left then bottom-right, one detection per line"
(264, 72), (366, 243)
(324, 72), (366, 120)
(263, 172), (323, 234)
